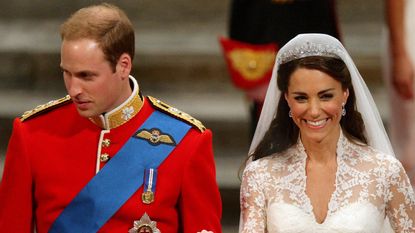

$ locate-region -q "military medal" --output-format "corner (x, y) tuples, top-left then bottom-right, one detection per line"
(142, 190), (154, 205)
(142, 168), (157, 204)
(129, 213), (160, 233)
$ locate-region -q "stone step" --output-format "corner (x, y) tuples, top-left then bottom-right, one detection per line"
(0, 0), (229, 23)
(0, 8), (388, 91)
(0, 50), (384, 91)
(0, 19), (229, 91)
(0, 0), (387, 91)
(0, 0), (383, 22)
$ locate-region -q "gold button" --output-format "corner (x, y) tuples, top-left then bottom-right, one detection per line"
(102, 139), (111, 147)
(100, 153), (110, 162)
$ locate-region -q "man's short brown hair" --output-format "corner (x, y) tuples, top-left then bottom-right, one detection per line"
(60, 3), (135, 71)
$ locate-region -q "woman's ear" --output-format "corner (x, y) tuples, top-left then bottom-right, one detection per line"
(343, 88), (349, 103)
(284, 92), (290, 107)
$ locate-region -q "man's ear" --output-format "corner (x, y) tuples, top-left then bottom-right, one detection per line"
(117, 53), (132, 79)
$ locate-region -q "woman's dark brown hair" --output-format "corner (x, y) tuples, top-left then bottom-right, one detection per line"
(250, 56), (367, 161)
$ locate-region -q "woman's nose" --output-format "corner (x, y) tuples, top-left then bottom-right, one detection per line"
(308, 100), (321, 117)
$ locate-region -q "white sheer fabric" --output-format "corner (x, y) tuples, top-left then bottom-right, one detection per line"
(241, 34), (415, 232)
(241, 132), (415, 233)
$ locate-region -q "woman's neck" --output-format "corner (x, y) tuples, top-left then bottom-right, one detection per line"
(301, 128), (341, 164)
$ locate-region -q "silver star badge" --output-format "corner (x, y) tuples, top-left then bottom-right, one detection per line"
(128, 212), (161, 233)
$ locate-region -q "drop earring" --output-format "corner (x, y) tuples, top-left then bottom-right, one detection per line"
(341, 103), (346, 116)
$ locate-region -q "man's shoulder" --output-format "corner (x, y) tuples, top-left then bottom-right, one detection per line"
(20, 95), (72, 122)
(146, 96), (206, 133)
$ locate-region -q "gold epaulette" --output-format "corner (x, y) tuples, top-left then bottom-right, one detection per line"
(147, 96), (206, 132)
(20, 95), (72, 122)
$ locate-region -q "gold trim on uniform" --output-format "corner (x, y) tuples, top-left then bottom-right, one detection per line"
(108, 93), (143, 129)
(129, 213), (161, 233)
(89, 92), (144, 129)
(147, 96), (206, 132)
(228, 49), (276, 81)
(20, 95), (72, 122)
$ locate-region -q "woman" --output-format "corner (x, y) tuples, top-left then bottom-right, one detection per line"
(385, 0), (415, 184)
(240, 34), (415, 232)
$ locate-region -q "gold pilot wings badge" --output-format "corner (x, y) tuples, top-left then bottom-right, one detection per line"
(134, 128), (176, 146)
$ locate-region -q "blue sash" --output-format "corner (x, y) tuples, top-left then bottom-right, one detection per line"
(49, 110), (191, 233)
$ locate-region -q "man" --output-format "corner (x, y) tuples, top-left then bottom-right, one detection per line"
(0, 3), (222, 233)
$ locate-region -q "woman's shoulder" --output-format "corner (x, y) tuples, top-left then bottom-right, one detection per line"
(243, 156), (274, 174)
(244, 150), (297, 175)
(346, 142), (403, 170)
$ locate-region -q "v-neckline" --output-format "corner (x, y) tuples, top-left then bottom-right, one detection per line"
(298, 138), (342, 225)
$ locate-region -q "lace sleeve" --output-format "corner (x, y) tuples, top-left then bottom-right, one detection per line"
(240, 161), (268, 233)
(385, 159), (415, 233)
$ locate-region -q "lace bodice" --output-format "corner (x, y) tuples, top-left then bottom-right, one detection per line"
(240, 133), (415, 233)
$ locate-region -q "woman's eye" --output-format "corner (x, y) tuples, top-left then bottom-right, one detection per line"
(294, 96), (307, 101)
(320, 93), (334, 99)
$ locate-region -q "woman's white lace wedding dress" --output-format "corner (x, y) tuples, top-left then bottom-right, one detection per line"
(240, 132), (415, 233)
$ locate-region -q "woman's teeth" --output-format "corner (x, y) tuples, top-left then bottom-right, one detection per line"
(307, 119), (326, 126)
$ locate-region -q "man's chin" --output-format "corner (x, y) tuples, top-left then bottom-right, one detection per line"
(76, 108), (97, 118)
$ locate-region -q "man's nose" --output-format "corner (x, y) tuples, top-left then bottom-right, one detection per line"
(65, 77), (82, 97)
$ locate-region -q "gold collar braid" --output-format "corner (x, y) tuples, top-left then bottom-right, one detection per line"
(89, 76), (144, 129)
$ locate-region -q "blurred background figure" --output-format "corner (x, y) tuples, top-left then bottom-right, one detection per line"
(385, 0), (415, 184)
(225, 0), (341, 137)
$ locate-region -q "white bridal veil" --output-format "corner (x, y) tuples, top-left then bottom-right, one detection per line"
(249, 33), (394, 157)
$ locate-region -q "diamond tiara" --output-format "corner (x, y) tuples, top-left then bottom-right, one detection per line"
(277, 41), (344, 65)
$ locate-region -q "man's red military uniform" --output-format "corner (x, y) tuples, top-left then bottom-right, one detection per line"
(0, 77), (222, 233)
